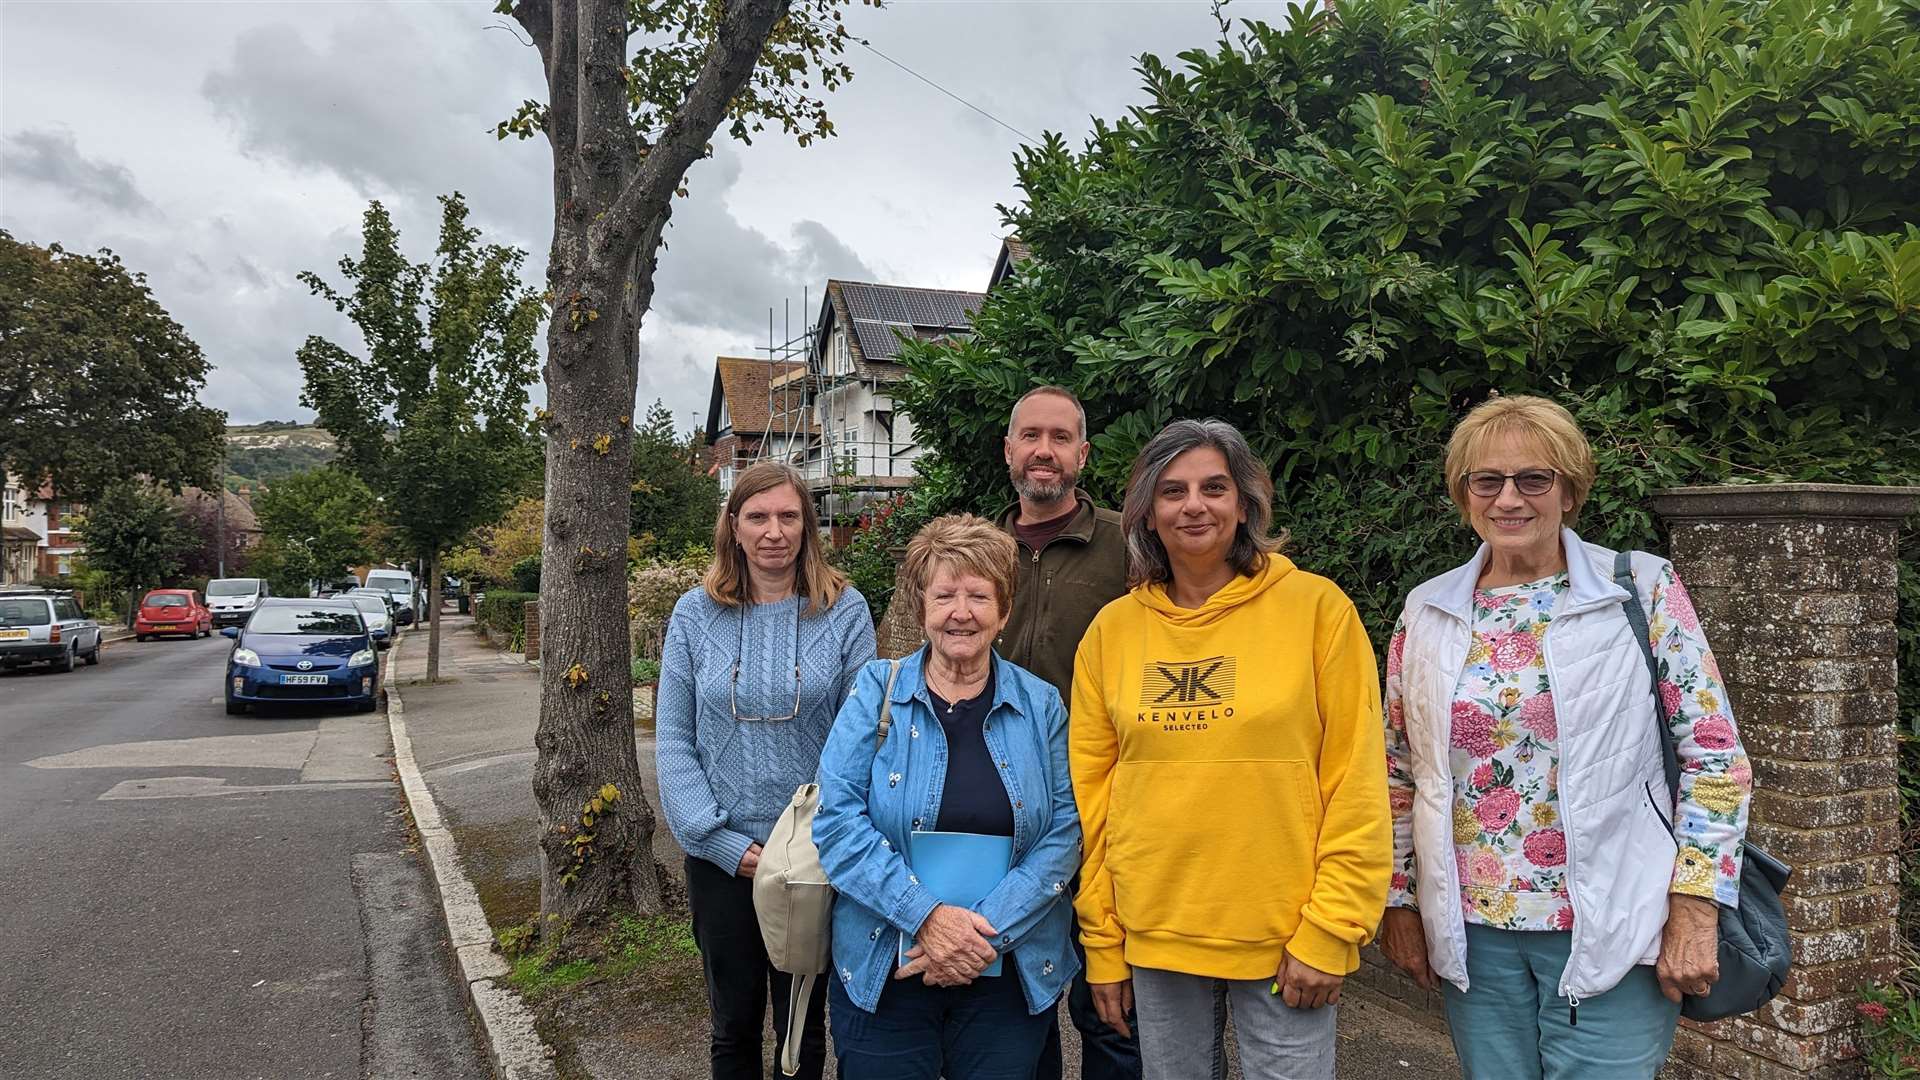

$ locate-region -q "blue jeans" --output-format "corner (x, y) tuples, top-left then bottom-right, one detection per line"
(1442, 925), (1680, 1080)
(830, 970), (1054, 1080)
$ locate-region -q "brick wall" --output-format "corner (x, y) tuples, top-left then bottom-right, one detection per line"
(524, 600), (540, 662)
(875, 551), (924, 660)
(1650, 484), (1919, 1079)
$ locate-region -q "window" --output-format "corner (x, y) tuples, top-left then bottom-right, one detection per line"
(0, 599), (52, 626)
(246, 608), (366, 635)
(1, 486), (15, 522)
(56, 600), (83, 621)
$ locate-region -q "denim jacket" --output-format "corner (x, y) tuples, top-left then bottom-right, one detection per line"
(813, 647), (1082, 1015)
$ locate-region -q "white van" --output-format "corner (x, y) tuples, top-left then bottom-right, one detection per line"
(206, 577), (271, 628)
(362, 569), (418, 626)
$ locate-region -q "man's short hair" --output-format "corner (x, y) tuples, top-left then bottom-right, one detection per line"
(1006, 385), (1087, 441)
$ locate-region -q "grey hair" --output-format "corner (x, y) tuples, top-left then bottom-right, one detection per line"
(1006, 385), (1088, 441)
(1120, 419), (1284, 588)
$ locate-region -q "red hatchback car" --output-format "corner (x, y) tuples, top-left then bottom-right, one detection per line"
(135, 589), (213, 641)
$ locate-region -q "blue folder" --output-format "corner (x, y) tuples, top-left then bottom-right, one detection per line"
(898, 830), (1015, 977)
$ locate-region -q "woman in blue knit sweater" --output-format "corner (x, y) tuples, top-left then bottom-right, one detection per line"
(657, 461), (877, 1080)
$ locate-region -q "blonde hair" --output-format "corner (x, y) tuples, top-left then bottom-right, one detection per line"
(704, 462), (848, 614)
(1444, 395), (1596, 523)
(897, 514), (1017, 628)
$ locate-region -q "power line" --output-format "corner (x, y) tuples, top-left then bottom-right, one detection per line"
(856, 40), (1038, 143)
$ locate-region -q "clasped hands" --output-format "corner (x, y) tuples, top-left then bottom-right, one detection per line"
(895, 904), (1000, 987)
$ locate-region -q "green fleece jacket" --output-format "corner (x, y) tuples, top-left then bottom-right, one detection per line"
(993, 490), (1129, 701)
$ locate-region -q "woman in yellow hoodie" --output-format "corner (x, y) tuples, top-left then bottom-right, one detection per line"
(1071, 419), (1390, 1080)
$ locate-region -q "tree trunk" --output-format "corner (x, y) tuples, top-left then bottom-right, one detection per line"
(520, 0), (794, 933)
(425, 550), (442, 682)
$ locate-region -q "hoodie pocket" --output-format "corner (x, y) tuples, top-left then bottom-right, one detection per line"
(1107, 758), (1320, 944)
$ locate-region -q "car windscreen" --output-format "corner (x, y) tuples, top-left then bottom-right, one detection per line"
(247, 608), (364, 635)
(144, 594), (189, 607)
(206, 579), (259, 596)
(349, 597), (385, 615)
(365, 575), (409, 590)
(0, 600), (52, 626)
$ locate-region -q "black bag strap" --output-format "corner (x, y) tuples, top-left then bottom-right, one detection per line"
(1613, 550), (1684, 805)
(875, 658), (903, 749)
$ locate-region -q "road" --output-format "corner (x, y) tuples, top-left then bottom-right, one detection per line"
(0, 628), (487, 1080)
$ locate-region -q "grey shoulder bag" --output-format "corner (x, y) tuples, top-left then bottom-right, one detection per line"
(1614, 551), (1792, 1022)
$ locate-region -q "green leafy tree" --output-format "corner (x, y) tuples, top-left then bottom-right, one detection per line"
(251, 467), (377, 593)
(74, 481), (193, 625)
(902, 0), (1920, 669)
(631, 400), (720, 556)
(298, 194), (542, 681)
(501, 0), (875, 924)
(0, 232), (226, 500)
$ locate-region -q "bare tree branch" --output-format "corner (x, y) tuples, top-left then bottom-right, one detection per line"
(589, 0), (792, 267)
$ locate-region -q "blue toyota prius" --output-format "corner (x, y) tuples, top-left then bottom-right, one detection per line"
(223, 597), (387, 715)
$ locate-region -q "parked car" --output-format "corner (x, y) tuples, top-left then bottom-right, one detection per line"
(221, 598), (386, 715)
(134, 589), (213, 640)
(362, 569), (418, 626)
(346, 593), (394, 649)
(206, 577), (271, 628)
(0, 587), (102, 672)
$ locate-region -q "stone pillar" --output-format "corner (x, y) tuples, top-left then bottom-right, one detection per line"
(1653, 483), (1919, 1080)
(524, 600), (541, 662)
(876, 547), (925, 660)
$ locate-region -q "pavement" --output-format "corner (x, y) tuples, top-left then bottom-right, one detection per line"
(398, 611), (1460, 1079)
(0, 621), (487, 1080)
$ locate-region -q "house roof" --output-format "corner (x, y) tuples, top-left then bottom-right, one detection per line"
(814, 280), (986, 383)
(989, 236), (1032, 289)
(2, 525), (40, 543)
(704, 356), (816, 443)
(176, 486), (262, 535)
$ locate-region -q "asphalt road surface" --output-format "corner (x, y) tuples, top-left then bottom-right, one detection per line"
(0, 630), (485, 1080)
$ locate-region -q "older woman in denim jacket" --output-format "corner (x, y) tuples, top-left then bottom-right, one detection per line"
(814, 514), (1082, 1080)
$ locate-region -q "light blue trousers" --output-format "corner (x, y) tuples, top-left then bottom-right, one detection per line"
(1442, 925), (1679, 1080)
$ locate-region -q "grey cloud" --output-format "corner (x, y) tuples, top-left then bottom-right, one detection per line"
(647, 144), (879, 335)
(0, 128), (155, 215)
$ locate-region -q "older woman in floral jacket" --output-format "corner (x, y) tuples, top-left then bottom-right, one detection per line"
(1379, 395), (1752, 1080)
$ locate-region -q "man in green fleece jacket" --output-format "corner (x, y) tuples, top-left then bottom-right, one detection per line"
(992, 385), (1137, 1080)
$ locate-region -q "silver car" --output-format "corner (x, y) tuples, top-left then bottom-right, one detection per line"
(0, 588), (103, 672)
(346, 593), (394, 649)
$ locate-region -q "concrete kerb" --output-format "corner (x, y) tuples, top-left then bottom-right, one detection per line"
(386, 632), (557, 1080)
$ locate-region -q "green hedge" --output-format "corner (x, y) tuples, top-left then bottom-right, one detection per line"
(476, 590), (538, 646)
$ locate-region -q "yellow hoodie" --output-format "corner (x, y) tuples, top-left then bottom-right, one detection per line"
(1070, 554), (1390, 984)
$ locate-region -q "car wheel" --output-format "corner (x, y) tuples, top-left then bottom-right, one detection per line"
(84, 640), (101, 665)
(57, 645), (75, 673)
(225, 699), (246, 715)
(136, 634), (148, 642)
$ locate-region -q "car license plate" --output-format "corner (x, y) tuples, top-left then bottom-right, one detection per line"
(0, 628), (27, 640)
(282, 673), (329, 685)
(155, 624), (178, 631)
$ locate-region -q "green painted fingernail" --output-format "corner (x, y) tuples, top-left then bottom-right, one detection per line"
(1270, 981), (1280, 995)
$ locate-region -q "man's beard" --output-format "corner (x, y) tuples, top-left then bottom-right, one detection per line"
(1010, 460), (1076, 505)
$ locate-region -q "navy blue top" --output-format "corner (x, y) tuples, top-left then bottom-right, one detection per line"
(930, 664), (1015, 837)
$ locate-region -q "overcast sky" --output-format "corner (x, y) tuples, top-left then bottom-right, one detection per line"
(0, 0), (1279, 431)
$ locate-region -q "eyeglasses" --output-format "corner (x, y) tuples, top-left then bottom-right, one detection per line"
(732, 603), (802, 723)
(1464, 469), (1559, 498)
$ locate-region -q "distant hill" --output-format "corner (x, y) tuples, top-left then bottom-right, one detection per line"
(225, 422), (337, 491)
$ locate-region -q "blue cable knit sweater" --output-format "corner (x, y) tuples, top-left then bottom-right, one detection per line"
(655, 584), (876, 872)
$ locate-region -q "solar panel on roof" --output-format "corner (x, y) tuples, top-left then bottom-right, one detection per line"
(853, 321), (906, 364)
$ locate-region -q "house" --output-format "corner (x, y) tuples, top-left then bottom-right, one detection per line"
(33, 483), (83, 577)
(702, 356), (816, 498)
(801, 278), (985, 520)
(988, 236), (1032, 290)
(1, 474), (42, 585)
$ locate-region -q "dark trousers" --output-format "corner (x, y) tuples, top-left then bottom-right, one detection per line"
(686, 855), (827, 1080)
(1035, 927), (1143, 1079)
(830, 968), (1053, 1080)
